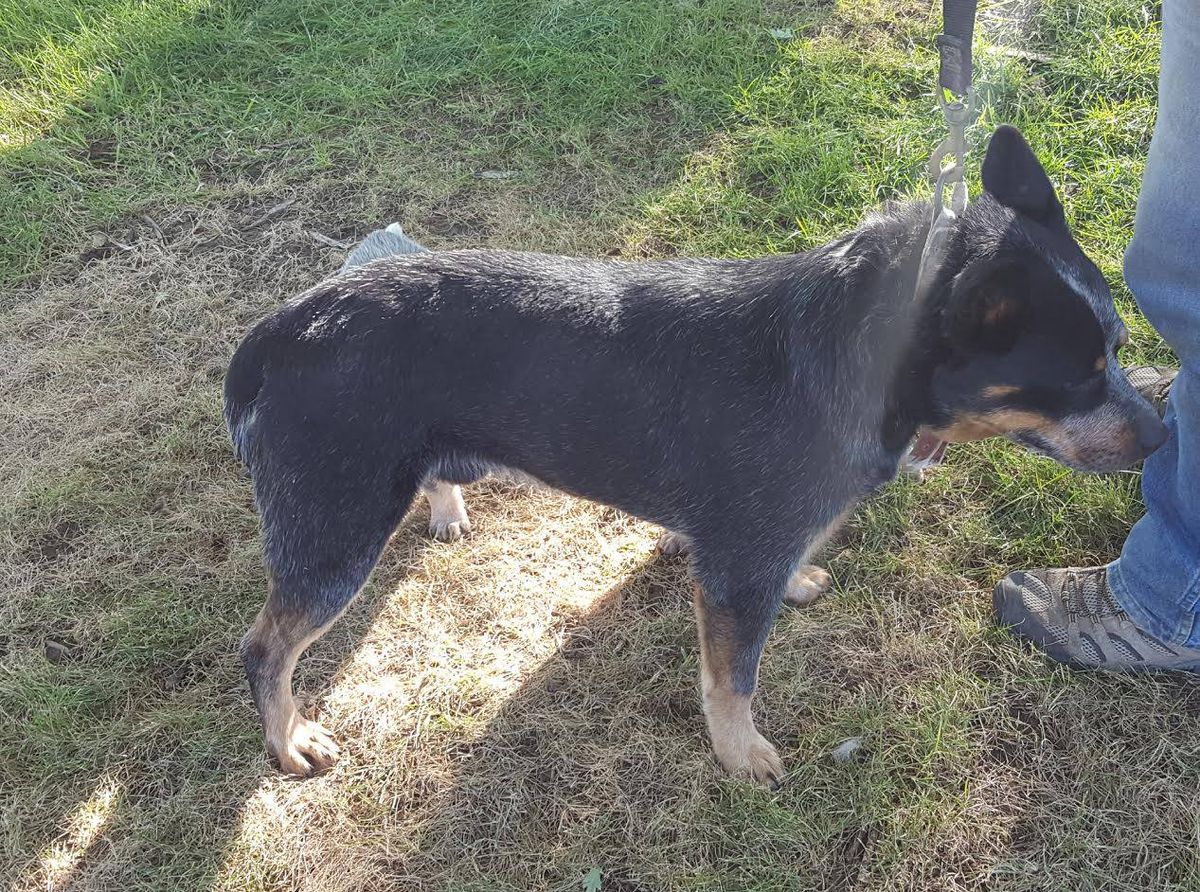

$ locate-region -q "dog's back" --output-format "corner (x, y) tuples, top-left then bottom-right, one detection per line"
(233, 249), (790, 517)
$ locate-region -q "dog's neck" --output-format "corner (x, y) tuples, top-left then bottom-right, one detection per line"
(773, 200), (971, 482)
(798, 202), (952, 456)
(879, 209), (970, 455)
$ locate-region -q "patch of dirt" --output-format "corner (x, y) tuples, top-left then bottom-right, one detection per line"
(84, 136), (117, 166)
(624, 234), (678, 259)
(829, 823), (880, 890)
(25, 517), (84, 563)
(419, 207), (491, 240)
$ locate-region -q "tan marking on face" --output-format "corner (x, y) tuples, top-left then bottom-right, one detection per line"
(932, 409), (1057, 443)
(941, 402), (1145, 471)
(1034, 410), (1142, 470)
(692, 584), (782, 786)
(982, 385), (1021, 400)
(1094, 356), (1108, 372)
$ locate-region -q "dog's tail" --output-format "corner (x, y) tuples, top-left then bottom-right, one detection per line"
(339, 222), (428, 272)
(224, 324), (269, 467)
(226, 224), (428, 468)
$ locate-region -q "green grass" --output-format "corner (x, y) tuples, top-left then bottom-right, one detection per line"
(3, 0), (1198, 890)
(0, 0), (784, 280)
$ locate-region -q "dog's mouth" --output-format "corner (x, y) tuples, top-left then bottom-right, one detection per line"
(900, 430), (949, 478)
(1008, 428), (1115, 472)
(907, 430), (948, 463)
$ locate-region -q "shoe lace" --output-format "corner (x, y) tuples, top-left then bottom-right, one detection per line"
(1061, 569), (1181, 661)
(1064, 570), (1123, 620)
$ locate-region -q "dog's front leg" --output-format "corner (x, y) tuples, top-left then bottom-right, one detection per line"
(784, 564), (831, 606)
(691, 576), (786, 787)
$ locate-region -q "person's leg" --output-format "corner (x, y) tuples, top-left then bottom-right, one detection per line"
(1105, 0), (1200, 646)
(994, 0), (1200, 667)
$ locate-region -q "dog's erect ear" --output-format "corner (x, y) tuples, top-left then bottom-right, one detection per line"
(981, 125), (1062, 222)
(946, 259), (1031, 354)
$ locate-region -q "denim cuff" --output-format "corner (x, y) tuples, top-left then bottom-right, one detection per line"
(1108, 557), (1200, 647)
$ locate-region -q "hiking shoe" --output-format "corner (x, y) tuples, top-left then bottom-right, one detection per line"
(1126, 365), (1177, 418)
(993, 566), (1200, 671)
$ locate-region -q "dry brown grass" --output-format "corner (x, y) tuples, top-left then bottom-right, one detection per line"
(0, 175), (719, 891)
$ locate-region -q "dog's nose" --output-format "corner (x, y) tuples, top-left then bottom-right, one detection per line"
(1135, 413), (1168, 456)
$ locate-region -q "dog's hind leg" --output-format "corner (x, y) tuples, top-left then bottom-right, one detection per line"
(423, 480), (471, 542)
(241, 585), (343, 777)
(691, 559), (789, 787)
(242, 470), (420, 776)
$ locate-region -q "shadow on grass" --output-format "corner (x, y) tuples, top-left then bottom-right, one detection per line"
(6, 506), (443, 891)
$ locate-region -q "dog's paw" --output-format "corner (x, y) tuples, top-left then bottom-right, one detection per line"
(429, 516), (471, 542)
(426, 483), (471, 542)
(785, 565), (831, 607)
(657, 530), (691, 556)
(272, 716), (340, 778)
(714, 729), (785, 788)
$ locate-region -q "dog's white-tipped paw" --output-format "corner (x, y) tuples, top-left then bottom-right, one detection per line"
(429, 517), (471, 542)
(425, 483), (470, 542)
(714, 729), (785, 788)
(657, 530), (691, 556)
(785, 565), (831, 607)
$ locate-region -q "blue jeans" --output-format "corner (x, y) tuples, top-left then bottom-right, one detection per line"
(1107, 0), (1200, 645)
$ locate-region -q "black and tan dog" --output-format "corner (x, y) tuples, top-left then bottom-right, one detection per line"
(225, 126), (1166, 784)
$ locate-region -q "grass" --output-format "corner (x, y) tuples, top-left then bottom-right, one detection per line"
(2, 0), (1198, 889)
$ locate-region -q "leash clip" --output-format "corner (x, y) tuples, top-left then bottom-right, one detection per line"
(929, 88), (973, 216)
(915, 88), (974, 302)
(902, 0), (978, 478)
(903, 89), (975, 477)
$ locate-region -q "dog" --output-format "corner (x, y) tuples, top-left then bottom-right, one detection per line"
(224, 126), (1167, 785)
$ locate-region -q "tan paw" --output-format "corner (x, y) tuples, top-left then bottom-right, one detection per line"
(784, 564), (831, 607)
(272, 716), (340, 777)
(713, 729), (785, 788)
(657, 530), (690, 556)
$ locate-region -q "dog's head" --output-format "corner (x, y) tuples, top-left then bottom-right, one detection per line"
(924, 125), (1167, 472)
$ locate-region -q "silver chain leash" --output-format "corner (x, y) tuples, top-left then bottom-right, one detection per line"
(914, 88), (975, 302)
